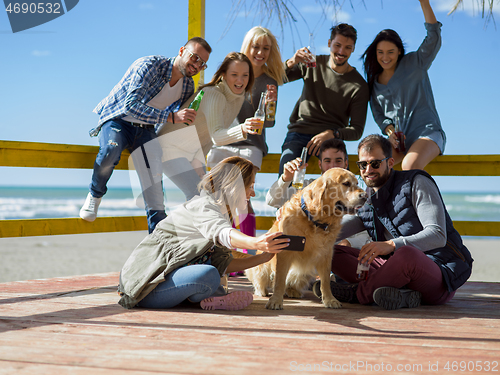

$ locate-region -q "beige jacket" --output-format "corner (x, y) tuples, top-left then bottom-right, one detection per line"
(118, 192), (234, 309)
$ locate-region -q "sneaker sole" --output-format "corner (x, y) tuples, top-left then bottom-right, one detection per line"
(79, 211), (97, 222)
(312, 281), (357, 303)
(374, 287), (422, 310)
(200, 291), (253, 311)
(329, 281), (357, 303)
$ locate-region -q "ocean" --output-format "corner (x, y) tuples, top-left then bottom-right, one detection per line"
(1, 185), (500, 224)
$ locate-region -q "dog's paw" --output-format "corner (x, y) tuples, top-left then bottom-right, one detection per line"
(323, 297), (342, 309)
(285, 287), (303, 299)
(265, 297), (284, 310)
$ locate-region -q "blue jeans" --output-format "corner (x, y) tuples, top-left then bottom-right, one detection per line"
(279, 132), (313, 176)
(137, 264), (222, 309)
(90, 119), (166, 233)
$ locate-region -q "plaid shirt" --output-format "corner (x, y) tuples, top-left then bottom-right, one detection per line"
(89, 55), (194, 136)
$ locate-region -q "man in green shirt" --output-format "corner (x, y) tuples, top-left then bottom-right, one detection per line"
(279, 23), (369, 175)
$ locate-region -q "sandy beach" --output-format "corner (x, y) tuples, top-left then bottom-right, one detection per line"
(0, 231), (499, 283)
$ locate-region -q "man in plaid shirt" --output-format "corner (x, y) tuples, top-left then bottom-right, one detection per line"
(80, 37), (212, 233)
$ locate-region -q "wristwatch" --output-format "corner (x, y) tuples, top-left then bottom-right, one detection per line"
(333, 129), (340, 139)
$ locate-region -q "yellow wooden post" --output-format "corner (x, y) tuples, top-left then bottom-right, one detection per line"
(188, 0), (206, 88)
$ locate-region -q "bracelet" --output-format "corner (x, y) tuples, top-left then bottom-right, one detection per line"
(171, 113), (175, 124)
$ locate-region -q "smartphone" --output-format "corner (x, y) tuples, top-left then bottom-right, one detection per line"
(275, 234), (306, 252)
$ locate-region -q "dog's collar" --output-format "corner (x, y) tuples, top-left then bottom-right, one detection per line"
(301, 195), (329, 231)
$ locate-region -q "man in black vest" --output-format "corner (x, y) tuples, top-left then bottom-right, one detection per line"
(324, 134), (473, 310)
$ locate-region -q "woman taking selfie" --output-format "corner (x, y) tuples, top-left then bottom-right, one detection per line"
(118, 157), (289, 311)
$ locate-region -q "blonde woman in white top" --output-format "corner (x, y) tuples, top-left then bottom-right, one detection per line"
(206, 26), (287, 256)
(158, 52), (261, 201)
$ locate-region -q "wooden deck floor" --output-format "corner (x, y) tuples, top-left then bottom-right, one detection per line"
(0, 273), (499, 375)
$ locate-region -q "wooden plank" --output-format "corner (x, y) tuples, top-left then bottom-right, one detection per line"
(256, 215), (275, 231)
(1, 216), (498, 238)
(259, 153), (281, 174)
(0, 140), (131, 170)
(188, 0), (205, 88)
(0, 216), (147, 238)
(424, 155), (500, 176)
(260, 152), (500, 176)
(454, 220), (500, 237)
(0, 274), (498, 375)
(2, 140), (500, 176)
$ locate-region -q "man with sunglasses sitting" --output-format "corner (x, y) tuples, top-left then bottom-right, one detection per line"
(319, 134), (473, 310)
(80, 37), (211, 233)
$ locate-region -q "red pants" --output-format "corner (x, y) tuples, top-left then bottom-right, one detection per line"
(332, 245), (455, 305)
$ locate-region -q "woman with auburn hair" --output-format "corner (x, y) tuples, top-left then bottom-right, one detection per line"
(118, 156), (289, 311)
(158, 52), (260, 201)
(362, 0), (445, 171)
(207, 26), (287, 252)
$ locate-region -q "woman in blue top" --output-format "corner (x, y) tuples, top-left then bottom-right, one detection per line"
(362, 0), (445, 170)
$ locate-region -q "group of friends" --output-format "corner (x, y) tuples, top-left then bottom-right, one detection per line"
(80, 0), (474, 312)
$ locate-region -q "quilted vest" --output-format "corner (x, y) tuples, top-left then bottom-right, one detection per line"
(357, 169), (473, 292)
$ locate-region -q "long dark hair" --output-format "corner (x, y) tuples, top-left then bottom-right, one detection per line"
(200, 52), (254, 94)
(362, 29), (405, 94)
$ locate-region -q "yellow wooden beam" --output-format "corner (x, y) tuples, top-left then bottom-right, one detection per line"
(0, 140), (131, 170)
(1, 215), (498, 238)
(453, 221), (500, 237)
(2, 140), (500, 176)
(0, 216), (148, 238)
(188, 0), (206, 88)
(423, 155), (500, 176)
(256, 216), (276, 231)
(260, 153), (500, 176)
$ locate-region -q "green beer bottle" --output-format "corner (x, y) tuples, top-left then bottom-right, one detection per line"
(184, 90), (204, 125)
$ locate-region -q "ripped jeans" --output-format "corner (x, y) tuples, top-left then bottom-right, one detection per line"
(90, 119), (166, 233)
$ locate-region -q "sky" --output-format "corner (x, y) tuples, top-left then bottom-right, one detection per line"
(1, 0), (499, 193)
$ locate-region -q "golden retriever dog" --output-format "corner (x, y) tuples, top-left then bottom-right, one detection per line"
(246, 168), (367, 310)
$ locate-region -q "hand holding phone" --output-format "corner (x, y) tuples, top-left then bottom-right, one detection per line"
(275, 235), (306, 251)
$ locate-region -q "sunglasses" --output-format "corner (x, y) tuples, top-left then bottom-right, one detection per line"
(356, 157), (389, 171)
(184, 47), (208, 70)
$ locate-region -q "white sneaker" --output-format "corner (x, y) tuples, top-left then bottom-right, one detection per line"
(79, 193), (102, 222)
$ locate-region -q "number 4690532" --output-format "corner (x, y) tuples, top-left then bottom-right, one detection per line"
(5, 2), (61, 14)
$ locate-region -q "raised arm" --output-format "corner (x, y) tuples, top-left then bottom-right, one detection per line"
(415, 0), (442, 68)
(286, 47), (313, 69)
(420, 0), (437, 24)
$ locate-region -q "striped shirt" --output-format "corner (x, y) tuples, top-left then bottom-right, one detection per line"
(89, 55), (194, 136)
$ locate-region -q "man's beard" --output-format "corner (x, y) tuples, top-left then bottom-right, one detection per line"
(334, 54), (347, 66)
(179, 62), (196, 78)
(362, 166), (390, 188)
(335, 58), (346, 66)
